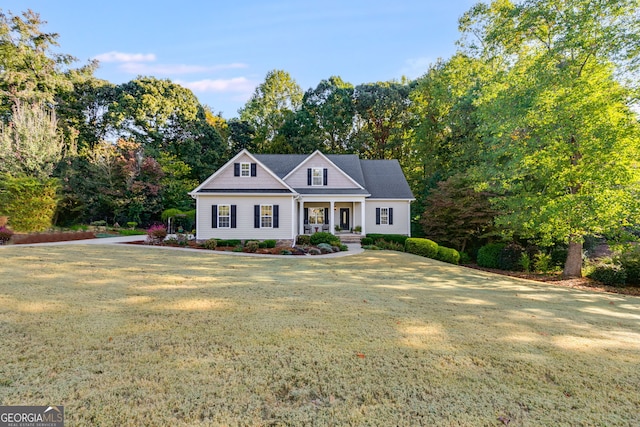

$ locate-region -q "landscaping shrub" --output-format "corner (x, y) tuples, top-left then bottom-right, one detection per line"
(534, 252), (553, 273)
(459, 252), (471, 264)
(616, 245), (640, 285)
(435, 246), (460, 265)
(367, 234), (409, 246)
(146, 224), (167, 244)
(245, 241), (259, 253)
(360, 237), (373, 246)
(497, 243), (526, 271)
(0, 175), (59, 232)
(202, 239), (217, 250)
(217, 239), (242, 247)
(339, 244), (348, 252)
(264, 239), (277, 248)
(405, 238), (438, 259)
(317, 243), (334, 254)
(258, 241), (268, 249)
(477, 243), (506, 268)
(280, 249), (292, 255)
(519, 252), (532, 272)
(310, 231), (340, 246)
(587, 263), (627, 286)
(296, 235), (311, 245)
(362, 245), (381, 250)
(0, 226), (13, 244)
(375, 239), (405, 251)
(308, 248), (321, 255)
(126, 221), (138, 229)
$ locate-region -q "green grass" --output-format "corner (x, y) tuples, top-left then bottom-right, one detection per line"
(1, 245), (639, 426)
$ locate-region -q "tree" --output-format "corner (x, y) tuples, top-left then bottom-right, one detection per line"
(0, 9), (75, 115)
(0, 101), (64, 179)
(238, 69), (303, 152)
(461, 0), (640, 277)
(351, 81), (413, 160)
(420, 174), (499, 253)
(301, 76), (355, 153)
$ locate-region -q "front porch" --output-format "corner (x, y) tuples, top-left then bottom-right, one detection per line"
(297, 197), (366, 237)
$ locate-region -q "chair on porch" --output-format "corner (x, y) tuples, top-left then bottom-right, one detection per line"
(321, 224), (330, 232)
(304, 225), (311, 235)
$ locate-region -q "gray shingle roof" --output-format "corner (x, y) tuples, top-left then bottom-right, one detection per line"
(360, 159), (414, 199)
(254, 152), (413, 200)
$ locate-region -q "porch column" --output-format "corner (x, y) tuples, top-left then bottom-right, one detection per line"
(360, 200), (366, 235)
(298, 199), (305, 235)
(329, 200), (335, 234)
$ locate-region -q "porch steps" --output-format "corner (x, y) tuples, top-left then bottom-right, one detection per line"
(338, 233), (363, 244)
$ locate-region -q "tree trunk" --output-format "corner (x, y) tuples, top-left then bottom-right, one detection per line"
(563, 238), (583, 278)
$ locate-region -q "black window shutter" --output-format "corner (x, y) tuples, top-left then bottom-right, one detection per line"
(254, 205), (260, 228)
(307, 168), (312, 185)
(234, 163), (240, 176)
(376, 208), (381, 225)
(273, 205), (279, 228)
(231, 205), (237, 228)
(389, 208), (393, 225)
(304, 208), (309, 224)
(324, 208), (329, 224)
(212, 205), (218, 228)
(251, 163), (257, 177)
(323, 168), (328, 186)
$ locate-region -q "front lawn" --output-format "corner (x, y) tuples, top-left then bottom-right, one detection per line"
(0, 246), (638, 425)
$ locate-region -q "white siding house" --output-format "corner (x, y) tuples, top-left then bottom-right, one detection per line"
(190, 150), (414, 242)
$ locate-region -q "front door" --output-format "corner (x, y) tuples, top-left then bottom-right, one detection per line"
(339, 208), (350, 231)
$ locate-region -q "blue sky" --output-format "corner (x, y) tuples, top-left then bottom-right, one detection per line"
(4, 1), (478, 118)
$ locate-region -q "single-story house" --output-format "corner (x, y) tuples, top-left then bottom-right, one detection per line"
(189, 149), (414, 241)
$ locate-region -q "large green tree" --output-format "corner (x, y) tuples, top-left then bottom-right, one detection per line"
(238, 69), (303, 152)
(461, 0), (640, 277)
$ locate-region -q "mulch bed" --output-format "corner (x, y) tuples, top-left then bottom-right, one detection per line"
(125, 240), (303, 255)
(466, 264), (640, 296)
(11, 231), (97, 244)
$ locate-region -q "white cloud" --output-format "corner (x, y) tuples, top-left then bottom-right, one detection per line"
(119, 62), (248, 76)
(177, 77), (256, 94)
(94, 51), (156, 63)
(399, 57), (435, 79)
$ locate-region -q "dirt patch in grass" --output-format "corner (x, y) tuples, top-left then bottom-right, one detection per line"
(1, 246), (639, 425)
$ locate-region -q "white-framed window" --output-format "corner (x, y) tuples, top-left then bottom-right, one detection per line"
(261, 205), (273, 228)
(312, 168), (323, 186)
(308, 207), (325, 225)
(380, 207), (389, 225)
(218, 205), (231, 228)
(240, 162), (251, 177)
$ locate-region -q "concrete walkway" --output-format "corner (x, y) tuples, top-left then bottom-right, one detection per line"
(2, 235), (364, 258)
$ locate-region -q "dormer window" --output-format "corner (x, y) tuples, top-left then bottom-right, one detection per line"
(240, 162), (250, 177)
(312, 168), (323, 186)
(307, 167), (328, 186)
(234, 162), (257, 177)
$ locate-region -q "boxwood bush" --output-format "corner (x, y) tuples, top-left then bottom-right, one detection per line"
(435, 246), (460, 265)
(405, 238), (438, 259)
(616, 246), (640, 285)
(310, 231), (340, 246)
(264, 239), (277, 248)
(360, 237), (374, 246)
(477, 243), (507, 268)
(587, 264), (627, 286)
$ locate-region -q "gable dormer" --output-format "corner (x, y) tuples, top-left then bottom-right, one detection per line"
(284, 151), (364, 190)
(190, 150), (293, 193)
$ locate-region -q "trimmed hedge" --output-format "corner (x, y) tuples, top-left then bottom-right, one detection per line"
(360, 237), (374, 246)
(264, 239), (277, 248)
(435, 246), (460, 265)
(477, 243), (506, 268)
(405, 238), (438, 259)
(0, 175), (60, 232)
(367, 234), (409, 245)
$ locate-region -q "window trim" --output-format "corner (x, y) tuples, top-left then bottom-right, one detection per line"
(311, 167), (323, 186)
(218, 204), (231, 228)
(260, 204), (273, 228)
(380, 207), (389, 225)
(240, 162), (251, 177)
(308, 207), (325, 225)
